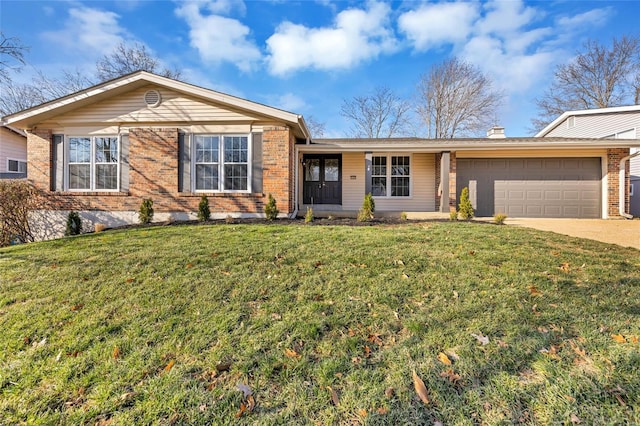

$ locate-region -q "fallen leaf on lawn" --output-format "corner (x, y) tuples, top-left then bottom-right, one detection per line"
(271, 313), (282, 320)
(560, 262), (570, 272)
(126, 277), (135, 283)
(71, 303), (84, 311)
(497, 339), (509, 348)
(528, 286), (542, 296)
(235, 403), (247, 418)
(384, 387), (395, 398)
(199, 404), (207, 412)
(376, 406), (388, 415)
(453, 290), (459, 299)
(34, 337), (47, 348)
(222, 271), (231, 276)
(468, 250), (475, 256)
(237, 382), (253, 398)
(55, 351), (62, 362)
(569, 340), (586, 358)
(402, 273), (409, 279)
(437, 352), (452, 365)
(570, 413), (581, 424)
(357, 409), (368, 417)
(367, 333), (383, 346)
(412, 370), (430, 405)
(439, 369), (461, 384)
(112, 346), (120, 359)
(395, 259), (405, 266)
(314, 261), (322, 268)
(215, 362), (231, 372)
(612, 334), (627, 344)
(246, 395), (256, 412)
(327, 386), (339, 406)
(186, 263), (193, 268)
(471, 333), (489, 345)
(284, 348), (301, 359)
(119, 391), (137, 402)
(164, 359), (175, 372)
(540, 346), (560, 360)
(364, 345), (371, 358)
(629, 335), (638, 344)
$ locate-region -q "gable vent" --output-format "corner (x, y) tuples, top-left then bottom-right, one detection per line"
(144, 90), (161, 107)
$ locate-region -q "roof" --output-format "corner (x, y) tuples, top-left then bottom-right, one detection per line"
(298, 136), (640, 153)
(1, 125), (26, 138)
(1, 71), (310, 140)
(535, 105), (640, 137)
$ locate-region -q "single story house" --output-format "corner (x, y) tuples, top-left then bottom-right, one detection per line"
(0, 125), (27, 179)
(2, 72), (638, 238)
(536, 105), (640, 216)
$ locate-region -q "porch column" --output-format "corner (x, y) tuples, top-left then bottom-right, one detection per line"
(365, 152), (372, 195)
(439, 151), (450, 213)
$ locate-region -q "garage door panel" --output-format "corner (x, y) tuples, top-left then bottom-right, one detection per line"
(457, 158), (601, 218)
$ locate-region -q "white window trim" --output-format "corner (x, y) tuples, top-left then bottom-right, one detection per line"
(631, 183), (635, 197)
(65, 135), (120, 192)
(371, 153), (413, 199)
(567, 116), (576, 129)
(6, 158), (27, 173)
(191, 133), (252, 193)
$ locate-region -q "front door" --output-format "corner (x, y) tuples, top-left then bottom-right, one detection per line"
(303, 155), (342, 204)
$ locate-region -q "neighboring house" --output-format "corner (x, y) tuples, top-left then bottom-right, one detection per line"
(536, 105), (640, 216)
(1, 72), (638, 238)
(0, 125), (27, 179)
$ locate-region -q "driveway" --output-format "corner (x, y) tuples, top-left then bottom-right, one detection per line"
(506, 218), (640, 250)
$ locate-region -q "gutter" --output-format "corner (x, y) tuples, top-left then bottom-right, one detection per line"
(619, 150), (640, 219)
(290, 144), (299, 219)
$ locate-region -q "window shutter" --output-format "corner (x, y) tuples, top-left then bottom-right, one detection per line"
(364, 152), (372, 195)
(120, 134), (129, 192)
(178, 133), (190, 192)
(52, 134), (64, 191)
(251, 132), (263, 194)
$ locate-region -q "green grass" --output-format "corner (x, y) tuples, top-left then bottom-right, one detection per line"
(1, 222), (639, 425)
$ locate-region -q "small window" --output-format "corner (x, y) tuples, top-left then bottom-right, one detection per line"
(371, 155), (411, 197)
(7, 159), (27, 173)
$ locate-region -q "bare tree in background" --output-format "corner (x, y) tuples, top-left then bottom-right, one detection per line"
(1, 42), (181, 116)
(532, 35), (640, 133)
(340, 86), (412, 138)
(305, 115), (326, 139)
(96, 42), (181, 81)
(416, 57), (502, 138)
(0, 32), (27, 84)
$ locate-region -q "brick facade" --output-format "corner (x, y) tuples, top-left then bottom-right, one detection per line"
(27, 126), (295, 216)
(606, 148), (630, 217)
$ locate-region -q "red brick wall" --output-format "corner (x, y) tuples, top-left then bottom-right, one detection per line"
(262, 126), (294, 213)
(28, 127), (295, 215)
(606, 148), (630, 217)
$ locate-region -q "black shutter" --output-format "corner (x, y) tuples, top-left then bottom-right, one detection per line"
(178, 133), (191, 192)
(120, 134), (129, 192)
(52, 134), (64, 191)
(251, 133), (263, 194)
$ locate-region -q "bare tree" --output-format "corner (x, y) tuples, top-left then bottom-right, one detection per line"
(340, 86), (412, 138)
(0, 32), (28, 84)
(96, 42), (181, 81)
(305, 115), (326, 139)
(532, 35), (640, 132)
(416, 57), (502, 138)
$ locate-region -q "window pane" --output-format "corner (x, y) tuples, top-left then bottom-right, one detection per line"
(391, 177), (410, 197)
(223, 136), (248, 163)
(69, 164), (90, 189)
(95, 137), (118, 163)
(224, 164), (248, 191)
(324, 159), (339, 182)
(391, 156), (410, 176)
(372, 156), (386, 176)
(196, 164), (219, 190)
(69, 137), (91, 163)
(95, 164), (118, 189)
(195, 136), (219, 163)
(305, 159), (320, 181)
(372, 177), (387, 196)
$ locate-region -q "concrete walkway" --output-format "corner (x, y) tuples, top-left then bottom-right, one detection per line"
(506, 218), (640, 250)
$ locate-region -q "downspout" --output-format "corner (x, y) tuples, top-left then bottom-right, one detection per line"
(290, 144), (299, 219)
(619, 151), (640, 219)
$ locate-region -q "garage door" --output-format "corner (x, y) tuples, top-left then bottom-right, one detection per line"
(457, 158), (601, 218)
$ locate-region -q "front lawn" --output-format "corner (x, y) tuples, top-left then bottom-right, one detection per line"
(1, 222), (638, 424)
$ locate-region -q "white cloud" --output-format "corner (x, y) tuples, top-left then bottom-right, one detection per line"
(175, 1), (260, 72)
(41, 7), (126, 55)
(557, 7), (612, 30)
(266, 2), (397, 75)
(272, 93), (307, 112)
(475, 0), (538, 36)
(398, 2), (478, 50)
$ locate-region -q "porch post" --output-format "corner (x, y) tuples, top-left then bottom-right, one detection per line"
(365, 152), (372, 195)
(440, 151), (450, 213)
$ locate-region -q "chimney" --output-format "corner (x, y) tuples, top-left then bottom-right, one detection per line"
(486, 126), (506, 139)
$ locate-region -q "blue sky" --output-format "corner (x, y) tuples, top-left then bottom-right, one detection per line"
(2, 0), (639, 137)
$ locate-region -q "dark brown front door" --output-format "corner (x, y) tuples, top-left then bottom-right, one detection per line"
(303, 155), (342, 205)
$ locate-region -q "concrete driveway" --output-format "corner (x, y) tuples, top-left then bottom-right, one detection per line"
(506, 218), (640, 250)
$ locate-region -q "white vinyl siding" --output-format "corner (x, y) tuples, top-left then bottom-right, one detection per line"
(544, 111), (640, 139)
(0, 127), (27, 174)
